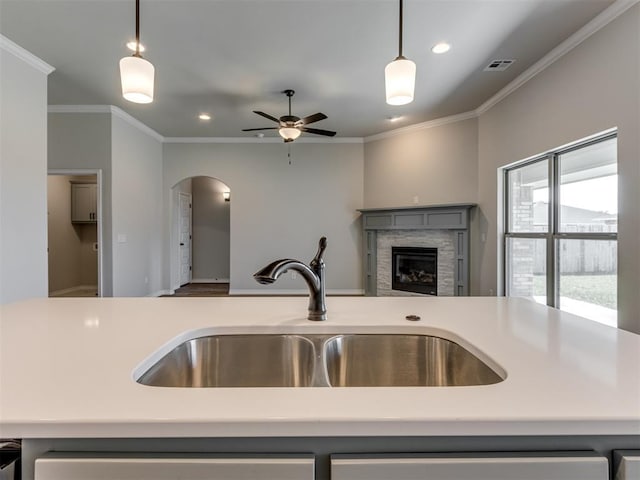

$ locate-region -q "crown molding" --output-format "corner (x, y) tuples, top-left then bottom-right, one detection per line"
(363, 110), (478, 143)
(0, 35), (55, 75)
(48, 105), (164, 142)
(109, 106), (164, 142)
(164, 136), (364, 144)
(476, 0), (640, 115)
(48, 105), (112, 114)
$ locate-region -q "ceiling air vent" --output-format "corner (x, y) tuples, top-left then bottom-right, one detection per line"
(484, 59), (515, 72)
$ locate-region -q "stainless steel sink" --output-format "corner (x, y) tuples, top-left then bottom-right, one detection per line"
(324, 334), (503, 387)
(137, 334), (316, 387)
(137, 332), (504, 388)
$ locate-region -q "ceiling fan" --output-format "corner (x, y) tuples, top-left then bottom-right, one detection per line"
(243, 89), (336, 142)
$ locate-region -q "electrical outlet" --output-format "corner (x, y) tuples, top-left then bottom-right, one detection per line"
(413, 195), (419, 204)
(291, 271), (297, 279)
(144, 276), (149, 284)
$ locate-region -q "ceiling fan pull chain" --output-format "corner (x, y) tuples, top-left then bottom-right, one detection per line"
(288, 144), (293, 165)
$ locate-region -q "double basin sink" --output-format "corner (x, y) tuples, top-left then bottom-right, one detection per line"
(137, 332), (504, 388)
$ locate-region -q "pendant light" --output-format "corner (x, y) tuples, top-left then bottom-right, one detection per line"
(385, 0), (416, 105)
(119, 0), (154, 104)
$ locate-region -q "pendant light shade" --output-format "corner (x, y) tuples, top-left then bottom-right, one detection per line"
(385, 0), (415, 105)
(120, 0), (154, 104)
(385, 56), (416, 105)
(119, 55), (154, 104)
(279, 126), (302, 141)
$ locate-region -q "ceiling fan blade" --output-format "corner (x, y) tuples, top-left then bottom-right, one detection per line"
(242, 127), (278, 132)
(300, 127), (336, 137)
(253, 111), (280, 123)
(299, 112), (327, 125)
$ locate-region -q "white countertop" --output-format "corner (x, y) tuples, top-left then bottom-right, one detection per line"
(0, 296), (638, 439)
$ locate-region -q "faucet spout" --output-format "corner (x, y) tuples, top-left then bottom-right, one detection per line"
(253, 237), (327, 321)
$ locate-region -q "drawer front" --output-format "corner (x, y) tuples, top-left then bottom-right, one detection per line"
(614, 450), (640, 480)
(331, 453), (608, 480)
(35, 454), (314, 480)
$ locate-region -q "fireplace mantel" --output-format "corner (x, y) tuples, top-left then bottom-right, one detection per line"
(357, 204), (476, 296)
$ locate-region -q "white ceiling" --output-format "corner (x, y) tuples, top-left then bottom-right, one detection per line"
(0, 0), (615, 139)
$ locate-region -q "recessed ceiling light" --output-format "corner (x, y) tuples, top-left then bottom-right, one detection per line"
(198, 113), (211, 121)
(432, 42), (451, 54)
(126, 41), (146, 53)
(387, 115), (403, 122)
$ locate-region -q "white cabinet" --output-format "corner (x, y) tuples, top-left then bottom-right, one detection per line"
(35, 453), (315, 480)
(331, 452), (608, 480)
(71, 183), (97, 223)
(614, 450), (640, 480)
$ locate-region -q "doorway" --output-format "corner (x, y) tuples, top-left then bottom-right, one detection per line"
(178, 192), (192, 286)
(47, 169), (103, 297)
(171, 176), (230, 295)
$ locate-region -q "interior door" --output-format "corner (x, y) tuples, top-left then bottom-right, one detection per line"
(178, 192), (192, 286)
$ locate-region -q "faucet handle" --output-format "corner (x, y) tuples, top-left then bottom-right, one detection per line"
(311, 236), (327, 266)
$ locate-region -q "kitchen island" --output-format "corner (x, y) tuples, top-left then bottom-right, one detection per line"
(1, 296), (639, 479)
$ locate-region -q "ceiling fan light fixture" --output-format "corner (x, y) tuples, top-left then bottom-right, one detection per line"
(120, 0), (154, 104)
(279, 126), (302, 141)
(385, 56), (416, 106)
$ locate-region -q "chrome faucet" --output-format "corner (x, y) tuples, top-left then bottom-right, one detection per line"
(253, 237), (327, 321)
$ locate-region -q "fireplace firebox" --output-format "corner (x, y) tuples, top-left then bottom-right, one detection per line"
(392, 247), (437, 295)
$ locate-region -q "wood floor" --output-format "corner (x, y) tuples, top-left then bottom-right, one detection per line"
(167, 283), (230, 297)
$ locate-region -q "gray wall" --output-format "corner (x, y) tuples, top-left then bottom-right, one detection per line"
(364, 119), (478, 208)
(111, 114), (164, 297)
(48, 112), (114, 296)
(47, 175), (97, 293)
(163, 142), (364, 293)
(0, 44), (49, 304)
(477, 5), (639, 334)
(192, 176), (230, 282)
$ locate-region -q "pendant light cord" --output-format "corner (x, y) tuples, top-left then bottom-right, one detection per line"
(398, 0), (404, 58)
(135, 0), (141, 57)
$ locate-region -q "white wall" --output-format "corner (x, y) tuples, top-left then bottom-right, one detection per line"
(0, 40), (50, 304)
(477, 5), (640, 334)
(163, 142), (364, 293)
(111, 114), (164, 296)
(192, 176), (230, 282)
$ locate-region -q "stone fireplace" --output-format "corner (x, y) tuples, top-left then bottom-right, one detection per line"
(358, 204), (475, 296)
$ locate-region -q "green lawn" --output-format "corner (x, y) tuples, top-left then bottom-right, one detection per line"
(533, 274), (617, 309)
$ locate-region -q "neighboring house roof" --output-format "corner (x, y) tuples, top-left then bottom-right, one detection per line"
(533, 202), (616, 225)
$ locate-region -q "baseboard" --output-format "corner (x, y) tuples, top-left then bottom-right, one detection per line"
(191, 278), (230, 284)
(49, 285), (98, 296)
(148, 289), (175, 297)
(229, 288), (364, 296)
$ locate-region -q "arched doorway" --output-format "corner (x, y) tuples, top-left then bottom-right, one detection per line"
(170, 176), (230, 296)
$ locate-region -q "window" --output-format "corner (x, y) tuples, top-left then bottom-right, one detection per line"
(504, 133), (617, 327)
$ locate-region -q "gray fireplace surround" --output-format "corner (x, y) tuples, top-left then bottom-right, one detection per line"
(358, 204), (475, 296)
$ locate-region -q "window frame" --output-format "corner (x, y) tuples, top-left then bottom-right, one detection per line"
(503, 132), (617, 309)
